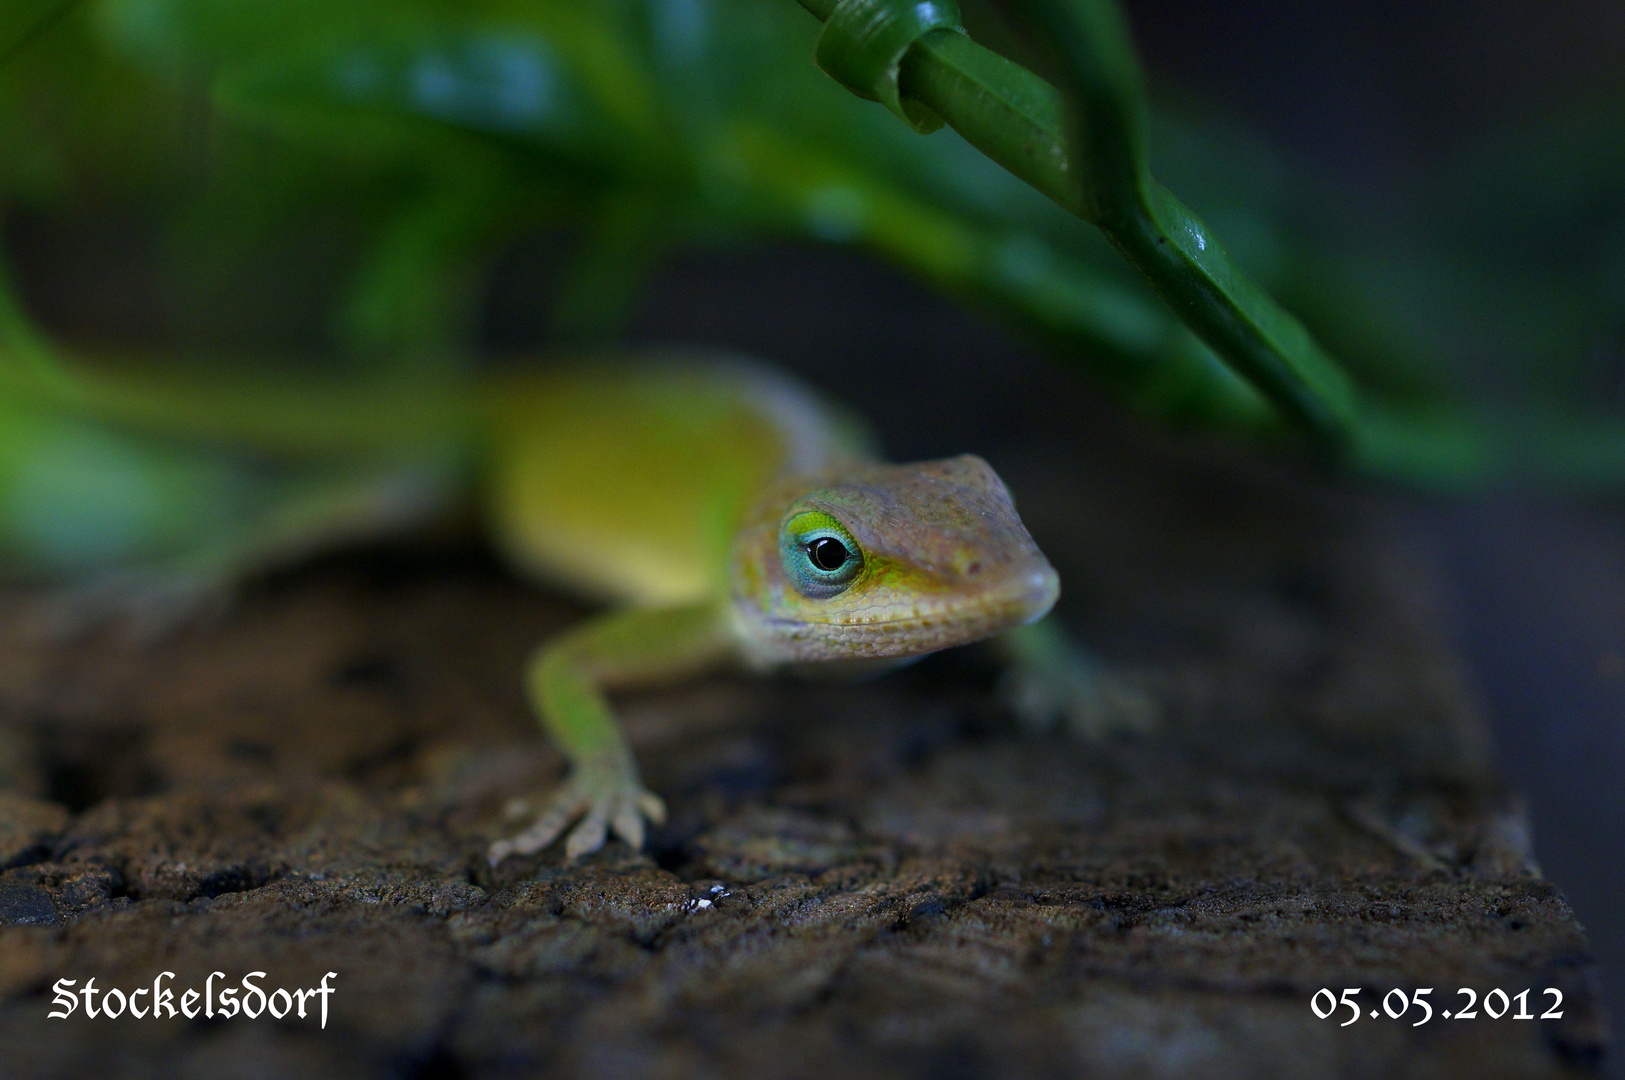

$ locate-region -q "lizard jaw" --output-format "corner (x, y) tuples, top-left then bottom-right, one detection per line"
(733, 561), (1059, 666)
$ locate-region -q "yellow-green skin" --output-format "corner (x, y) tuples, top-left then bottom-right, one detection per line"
(479, 361), (1059, 860)
(0, 348), (1063, 861)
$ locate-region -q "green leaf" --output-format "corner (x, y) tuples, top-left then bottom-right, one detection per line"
(217, 26), (610, 161)
(0, 0), (79, 63)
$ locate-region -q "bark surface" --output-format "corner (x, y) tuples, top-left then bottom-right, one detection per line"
(0, 425), (1608, 1079)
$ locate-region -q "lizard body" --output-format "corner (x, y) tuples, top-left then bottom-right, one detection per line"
(477, 360), (1059, 859)
(0, 345), (1112, 862)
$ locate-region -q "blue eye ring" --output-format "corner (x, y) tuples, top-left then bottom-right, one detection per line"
(780, 511), (863, 599)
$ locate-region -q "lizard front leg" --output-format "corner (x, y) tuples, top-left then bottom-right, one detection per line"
(488, 600), (735, 864)
(995, 617), (1160, 739)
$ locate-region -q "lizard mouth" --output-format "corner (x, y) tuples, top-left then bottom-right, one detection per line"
(758, 565), (1060, 650)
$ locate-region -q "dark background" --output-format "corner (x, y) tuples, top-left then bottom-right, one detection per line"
(1125, 0), (1625, 1065)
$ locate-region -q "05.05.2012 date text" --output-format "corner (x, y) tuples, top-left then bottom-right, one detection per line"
(1312, 987), (1563, 1027)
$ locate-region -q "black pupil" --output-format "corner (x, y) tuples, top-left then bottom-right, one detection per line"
(808, 537), (850, 572)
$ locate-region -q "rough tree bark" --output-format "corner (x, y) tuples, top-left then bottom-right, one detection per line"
(0, 416), (1608, 1079)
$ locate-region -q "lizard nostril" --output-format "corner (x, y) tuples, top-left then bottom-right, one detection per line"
(965, 561), (982, 575)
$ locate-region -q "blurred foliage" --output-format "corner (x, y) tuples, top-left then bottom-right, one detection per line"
(0, 0), (1622, 486)
(803, 0), (1359, 444)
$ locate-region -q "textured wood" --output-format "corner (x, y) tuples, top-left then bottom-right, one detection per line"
(0, 430), (1608, 1079)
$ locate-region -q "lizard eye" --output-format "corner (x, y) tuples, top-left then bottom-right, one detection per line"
(780, 511), (863, 599)
(808, 537), (850, 572)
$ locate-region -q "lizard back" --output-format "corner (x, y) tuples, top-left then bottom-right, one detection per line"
(481, 357), (874, 607)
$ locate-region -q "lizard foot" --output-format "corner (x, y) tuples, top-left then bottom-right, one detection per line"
(487, 774), (666, 865)
(1000, 653), (1160, 741)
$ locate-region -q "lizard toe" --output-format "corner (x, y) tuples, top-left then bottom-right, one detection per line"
(487, 782), (590, 864)
(637, 790), (668, 826)
(611, 798), (646, 850)
(1002, 660), (1160, 741)
(564, 803), (611, 860)
(489, 775), (666, 864)
(1067, 674), (1160, 740)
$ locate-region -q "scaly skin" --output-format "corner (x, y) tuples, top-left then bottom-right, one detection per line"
(0, 340), (1138, 862)
(480, 360), (1061, 861)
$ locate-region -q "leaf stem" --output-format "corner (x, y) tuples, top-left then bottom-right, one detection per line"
(796, 0), (1360, 448)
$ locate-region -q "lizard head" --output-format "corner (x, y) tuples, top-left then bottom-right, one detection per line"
(729, 454), (1059, 666)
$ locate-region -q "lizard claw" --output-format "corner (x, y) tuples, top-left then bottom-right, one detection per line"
(1001, 654), (1160, 741)
(487, 775), (667, 865)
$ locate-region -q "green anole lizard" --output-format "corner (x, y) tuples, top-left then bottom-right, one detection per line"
(478, 361), (1070, 860)
(0, 327), (1151, 862)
